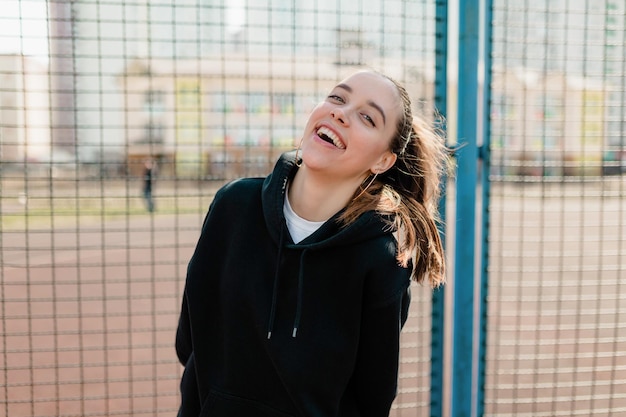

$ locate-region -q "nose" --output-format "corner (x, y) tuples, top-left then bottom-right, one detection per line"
(330, 108), (349, 125)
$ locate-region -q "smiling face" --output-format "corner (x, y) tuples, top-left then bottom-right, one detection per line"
(299, 71), (401, 182)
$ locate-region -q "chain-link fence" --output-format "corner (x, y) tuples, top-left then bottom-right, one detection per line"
(2, 1), (626, 416)
(1, 1), (439, 416)
(486, 1), (626, 416)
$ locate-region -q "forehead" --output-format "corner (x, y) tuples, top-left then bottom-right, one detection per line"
(338, 72), (401, 118)
(339, 72), (397, 96)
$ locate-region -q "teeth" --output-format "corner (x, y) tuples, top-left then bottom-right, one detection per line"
(317, 126), (345, 149)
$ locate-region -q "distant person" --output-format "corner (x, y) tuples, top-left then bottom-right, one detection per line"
(142, 159), (156, 212)
(175, 70), (450, 416)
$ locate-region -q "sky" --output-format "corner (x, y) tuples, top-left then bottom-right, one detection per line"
(0, 0), (49, 57)
(0, 0), (246, 58)
(0, 0), (459, 71)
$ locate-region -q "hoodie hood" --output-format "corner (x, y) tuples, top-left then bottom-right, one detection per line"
(262, 151), (391, 250)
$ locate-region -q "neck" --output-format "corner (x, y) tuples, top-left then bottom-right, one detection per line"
(289, 166), (364, 222)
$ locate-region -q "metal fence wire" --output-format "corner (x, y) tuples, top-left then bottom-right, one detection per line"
(2, 0), (626, 417)
(1, 1), (439, 416)
(486, 0), (626, 416)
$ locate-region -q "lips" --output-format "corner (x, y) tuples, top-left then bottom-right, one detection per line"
(316, 126), (345, 149)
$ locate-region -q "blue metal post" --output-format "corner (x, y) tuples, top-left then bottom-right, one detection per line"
(476, 1), (494, 416)
(451, 0), (480, 416)
(430, 1), (449, 417)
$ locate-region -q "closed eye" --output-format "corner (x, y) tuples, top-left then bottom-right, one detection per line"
(362, 113), (375, 127)
(327, 94), (345, 103)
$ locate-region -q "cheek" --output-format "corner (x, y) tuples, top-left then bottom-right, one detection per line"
(363, 130), (394, 154)
(361, 134), (395, 166)
(308, 103), (326, 119)
(303, 107), (324, 133)
(378, 129), (397, 153)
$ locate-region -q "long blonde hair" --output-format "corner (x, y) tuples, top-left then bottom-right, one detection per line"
(339, 72), (450, 288)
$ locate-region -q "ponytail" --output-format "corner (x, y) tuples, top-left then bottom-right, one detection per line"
(339, 73), (451, 288)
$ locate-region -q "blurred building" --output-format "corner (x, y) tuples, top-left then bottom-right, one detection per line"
(491, 0), (625, 177)
(9, 0), (622, 178)
(491, 68), (610, 177)
(44, 0), (436, 178)
(48, 1), (77, 154)
(0, 54), (52, 165)
(494, 0), (623, 77)
(119, 55), (432, 179)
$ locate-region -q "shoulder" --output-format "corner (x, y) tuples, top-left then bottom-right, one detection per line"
(360, 233), (412, 308)
(212, 178), (264, 207)
(199, 178), (265, 232)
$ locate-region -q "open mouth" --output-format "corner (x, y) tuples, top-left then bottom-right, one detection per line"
(316, 126), (345, 149)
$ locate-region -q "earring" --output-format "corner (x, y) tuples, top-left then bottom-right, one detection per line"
(294, 138), (303, 167)
(353, 172), (378, 201)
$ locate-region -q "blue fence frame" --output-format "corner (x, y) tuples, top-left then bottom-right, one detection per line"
(430, 1), (449, 416)
(431, 1), (493, 416)
(451, 0), (481, 415)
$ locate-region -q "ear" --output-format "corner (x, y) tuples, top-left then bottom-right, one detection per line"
(371, 150), (397, 174)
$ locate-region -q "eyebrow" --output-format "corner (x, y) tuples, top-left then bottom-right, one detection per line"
(336, 83), (386, 125)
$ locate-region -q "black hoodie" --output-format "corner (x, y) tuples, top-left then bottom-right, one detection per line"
(176, 152), (412, 417)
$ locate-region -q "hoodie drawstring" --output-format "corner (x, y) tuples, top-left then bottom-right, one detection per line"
(267, 228), (284, 340)
(292, 249), (307, 338)
(267, 225), (309, 339)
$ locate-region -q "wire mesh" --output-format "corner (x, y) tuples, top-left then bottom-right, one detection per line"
(487, 0), (626, 416)
(0, 1), (439, 416)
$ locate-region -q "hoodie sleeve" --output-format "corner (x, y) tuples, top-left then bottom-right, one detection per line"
(175, 204), (214, 367)
(351, 238), (412, 417)
(175, 291), (192, 365)
(175, 178), (256, 370)
(175, 201), (220, 416)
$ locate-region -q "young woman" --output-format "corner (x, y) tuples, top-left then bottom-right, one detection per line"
(175, 70), (449, 417)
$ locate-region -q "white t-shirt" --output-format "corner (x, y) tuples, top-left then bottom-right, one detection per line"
(283, 189), (326, 244)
